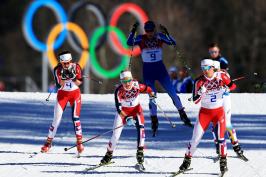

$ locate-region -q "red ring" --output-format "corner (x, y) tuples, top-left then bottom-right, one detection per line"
(109, 3), (149, 56)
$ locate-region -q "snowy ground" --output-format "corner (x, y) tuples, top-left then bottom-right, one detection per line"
(0, 92), (265, 177)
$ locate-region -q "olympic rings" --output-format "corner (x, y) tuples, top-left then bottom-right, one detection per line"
(90, 26), (129, 79)
(47, 22), (89, 69)
(22, 0), (68, 51)
(68, 1), (107, 53)
(23, 2), (150, 79)
(109, 3), (149, 56)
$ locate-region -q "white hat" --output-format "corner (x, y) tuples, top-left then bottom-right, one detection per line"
(168, 66), (177, 73)
(201, 59), (214, 67)
(120, 70), (132, 80)
(59, 53), (72, 62)
(213, 60), (220, 70)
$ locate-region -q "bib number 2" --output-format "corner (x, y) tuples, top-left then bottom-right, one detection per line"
(210, 95), (217, 102)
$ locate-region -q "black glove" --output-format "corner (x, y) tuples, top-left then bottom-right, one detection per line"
(131, 22), (139, 33)
(61, 69), (68, 80)
(67, 66), (76, 81)
(159, 24), (169, 36)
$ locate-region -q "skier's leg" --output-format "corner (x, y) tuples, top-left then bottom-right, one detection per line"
(135, 112), (145, 164)
(107, 113), (124, 152)
(41, 90), (67, 152)
(101, 113), (124, 164)
(144, 79), (158, 134)
(70, 90), (83, 153)
(158, 75), (192, 126)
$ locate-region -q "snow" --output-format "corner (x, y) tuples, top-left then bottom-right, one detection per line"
(0, 92), (266, 177)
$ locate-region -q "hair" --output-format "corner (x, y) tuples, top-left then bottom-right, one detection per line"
(208, 42), (220, 49)
(120, 68), (131, 74)
(58, 50), (71, 57)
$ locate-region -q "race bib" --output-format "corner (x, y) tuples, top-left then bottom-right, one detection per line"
(141, 48), (162, 62)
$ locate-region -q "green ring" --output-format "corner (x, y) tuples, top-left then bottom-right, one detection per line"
(90, 26), (129, 79)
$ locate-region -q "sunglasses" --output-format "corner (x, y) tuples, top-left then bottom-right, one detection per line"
(62, 62), (70, 65)
(121, 79), (132, 84)
(209, 50), (219, 55)
(201, 65), (212, 71)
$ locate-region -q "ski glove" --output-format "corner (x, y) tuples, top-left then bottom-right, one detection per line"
(223, 86), (230, 96)
(61, 69), (68, 80)
(67, 66), (76, 81)
(149, 92), (157, 102)
(126, 117), (136, 126)
(131, 22), (139, 33)
(159, 24), (169, 36)
(197, 85), (207, 95)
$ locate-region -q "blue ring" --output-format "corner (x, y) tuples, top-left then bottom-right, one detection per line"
(23, 0), (68, 51)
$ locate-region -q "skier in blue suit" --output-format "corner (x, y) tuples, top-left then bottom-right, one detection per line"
(127, 21), (192, 136)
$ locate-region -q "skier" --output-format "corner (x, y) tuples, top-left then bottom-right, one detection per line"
(178, 59), (236, 175)
(41, 51), (84, 155)
(127, 20), (192, 136)
(100, 70), (155, 170)
(211, 59), (248, 161)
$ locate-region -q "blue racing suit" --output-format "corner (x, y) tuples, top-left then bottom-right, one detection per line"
(127, 32), (184, 116)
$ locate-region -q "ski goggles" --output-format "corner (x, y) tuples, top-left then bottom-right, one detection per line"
(209, 50), (219, 55)
(121, 79), (132, 83)
(201, 65), (212, 71)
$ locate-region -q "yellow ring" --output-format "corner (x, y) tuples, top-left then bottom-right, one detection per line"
(46, 22), (89, 69)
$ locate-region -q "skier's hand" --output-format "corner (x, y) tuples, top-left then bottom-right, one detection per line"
(159, 24), (169, 36)
(149, 92), (157, 102)
(223, 86), (230, 95)
(131, 22), (139, 33)
(67, 66), (76, 81)
(197, 85), (207, 95)
(119, 111), (127, 118)
(126, 117), (136, 126)
(61, 69), (68, 80)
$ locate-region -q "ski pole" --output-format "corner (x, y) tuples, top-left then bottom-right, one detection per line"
(151, 100), (176, 128)
(232, 72), (258, 82)
(128, 22), (139, 70)
(82, 75), (103, 85)
(159, 24), (191, 71)
(187, 72), (259, 102)
(64, 124), (124, 151)
(45, 92), (52, 102)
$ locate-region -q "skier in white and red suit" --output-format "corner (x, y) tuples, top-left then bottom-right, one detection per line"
(100, 70), (155, 165)
(41, 51), (84, 154)
(178, 59), (236, 174)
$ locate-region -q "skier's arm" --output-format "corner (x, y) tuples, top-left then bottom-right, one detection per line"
(158, 32), (176, 45)
(73, 64), (83, 86)
(192, 77), (203, 103)
(221, 73), (236, 91)
(127, 33), (142, 46)
(53, 65), (64, 88)
(114, 86), (126, 118)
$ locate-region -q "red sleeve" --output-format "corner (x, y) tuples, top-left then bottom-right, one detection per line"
(221, 73), (236, 91)
(53, 64), (63, 88)
(193, 77), (204, 104)
(139, 83), (153, 94)
(75, 63), (83, 81)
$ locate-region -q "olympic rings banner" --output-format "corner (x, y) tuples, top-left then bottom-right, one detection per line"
(22, 0), (149, 79)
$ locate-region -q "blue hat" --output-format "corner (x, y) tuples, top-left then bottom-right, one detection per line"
(144, 21), (155, 32)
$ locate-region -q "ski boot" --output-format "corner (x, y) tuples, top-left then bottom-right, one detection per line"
(136, 147), (144, 164)
(220, 156), (228, 174)
(76, 135), (84, 154)
(233, 144), (248, 161)
(41, 137), (53, 153)
(179, 155), (191, 171)
(101, 151), (113, 165)
(178, 108), (193, 127)
(151, 115), (158, 137)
